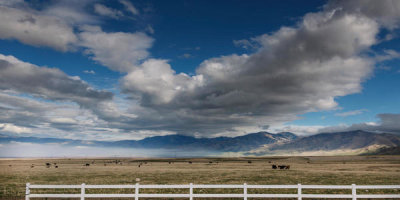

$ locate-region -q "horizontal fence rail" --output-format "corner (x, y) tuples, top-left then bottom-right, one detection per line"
(25, 183), (400, 199)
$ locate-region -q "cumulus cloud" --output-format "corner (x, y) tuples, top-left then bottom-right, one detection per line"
(0, 54), (113, 107)
(79, 26), (154, 72)
(41, 0), (98, 25)
(0, 54), (128, 130)
(327, 0), (400, 29)
(0, 6), (77, 51)
(1, 0), (400, 139)
(120, 1), (392, 136)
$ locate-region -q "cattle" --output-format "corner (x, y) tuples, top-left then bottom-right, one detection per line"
(248, 161), (252, 164)
(272, 164), (277, 169)
(168, 161), (172, 164)
(45, 163), (51, 168)
(188, 161), (192, 164)
(278, 165), (290, 170)
(85, 163), (90, 167)
(55, 165), (58, 168)
(209, 161), (213, 164)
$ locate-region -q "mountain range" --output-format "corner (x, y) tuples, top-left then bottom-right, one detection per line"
(1, 130), (399, 156)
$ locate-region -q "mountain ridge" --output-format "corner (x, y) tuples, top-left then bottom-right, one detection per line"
(1, 130), (399, 155)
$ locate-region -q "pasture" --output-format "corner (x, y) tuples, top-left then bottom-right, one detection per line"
(1, 155), (400, 199)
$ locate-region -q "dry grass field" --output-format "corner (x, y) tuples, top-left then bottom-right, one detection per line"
(1, 155), (400, 199)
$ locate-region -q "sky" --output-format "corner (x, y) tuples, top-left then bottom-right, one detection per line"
(0, 0), (400, 141)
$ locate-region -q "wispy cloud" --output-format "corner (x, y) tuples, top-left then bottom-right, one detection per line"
(335, 109), (368, 117)
(83, 70), (95, 74)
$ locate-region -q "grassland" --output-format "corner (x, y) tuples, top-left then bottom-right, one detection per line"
(1, 156), (400, 199)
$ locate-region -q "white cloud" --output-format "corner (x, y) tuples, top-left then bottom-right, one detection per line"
(83, 70), (95, 74)
(94, 4), (124, 19)
(122, 59), (203, 104)
(0, 54), (113, 106)
(0, 123), (31, 134)
(119, 0), (139, 15)
(179, 53), (192, 59)
(327, 0), (400, 29)
(120, 2), (382, 136)
(79, 26), (154, 72)
(0, 6), (77, 51)
(335, 109), (367, 117)
(270, 125), (326, 136)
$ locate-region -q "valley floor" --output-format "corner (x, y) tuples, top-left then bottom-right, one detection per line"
(1, 155), (400, 199)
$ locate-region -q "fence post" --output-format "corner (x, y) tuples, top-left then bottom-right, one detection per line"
(25, 183), (30, 200)
(81, 183), (85, 200)
(189, 183), (193, 200)
(352, 184), (356, 200)
(298, 183), (302, 200)
(135, 183), (139, 200)
(243, 183), (247, 200)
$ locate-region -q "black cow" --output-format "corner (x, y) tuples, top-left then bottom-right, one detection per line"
(272, 164), (277, 169)
(278, 165), (290, 170)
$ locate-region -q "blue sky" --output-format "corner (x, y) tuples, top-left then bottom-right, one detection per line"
(0, 0), (399, 140)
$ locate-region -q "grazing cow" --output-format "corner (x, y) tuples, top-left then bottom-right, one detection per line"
(209, 161), (213, 164)
(85, 163), (90, 167)
(188, 161), (192, 164)
(168, 161), (171, 164)
(278, 165), (290, 170)
(248, 161), (252, 164)
(272, 164), (277, 169)
(46, 163), (51, 168)
(138, 165), (141, 168)
(55, 166), (58, 168)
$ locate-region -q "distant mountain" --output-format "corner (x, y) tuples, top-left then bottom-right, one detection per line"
(362, 146), (400, 155)
(1, 130), (399, 155)
(0, 131), (298, 152)
(270, 130), (400, 152)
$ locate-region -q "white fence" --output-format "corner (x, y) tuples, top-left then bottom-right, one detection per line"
(25, 183), (400, 199)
